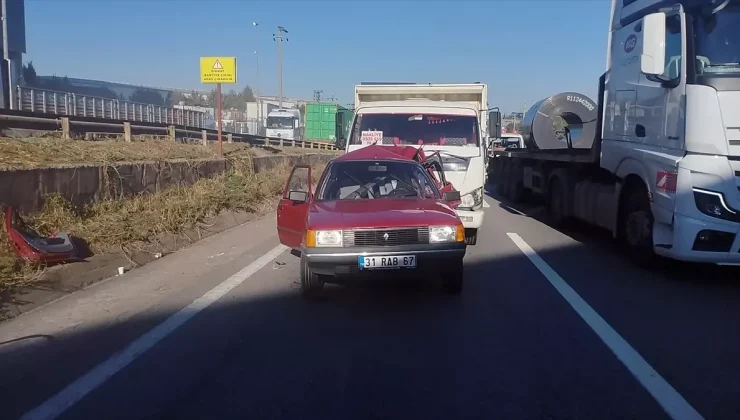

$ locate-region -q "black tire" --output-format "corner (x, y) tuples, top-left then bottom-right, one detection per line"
(507, 162), (525, 203)
(548, 178), (566, 227)
(619, 186), (657, 268)
(300, 256), (324, 297)
(464, 229), (478, 246)
(442, 260), (464, 294)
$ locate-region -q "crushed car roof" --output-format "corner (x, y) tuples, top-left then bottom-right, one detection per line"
(334, 144), (426, 162)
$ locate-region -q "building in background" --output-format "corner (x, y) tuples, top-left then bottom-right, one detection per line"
(1, 0), (26, 109)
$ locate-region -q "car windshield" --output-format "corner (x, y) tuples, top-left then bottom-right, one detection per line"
(349, 113), (480, 147)
(267, 116), (295, 129)
(317, 160), (441, 201)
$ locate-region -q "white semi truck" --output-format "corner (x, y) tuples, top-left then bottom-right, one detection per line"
(491, 0), (740, 266)
(265, 108), (302, 141)
(341, 82), (491, 245)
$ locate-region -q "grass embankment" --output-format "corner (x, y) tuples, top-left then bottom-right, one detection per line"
(0, 137), (329, 290)
(0, 136), (336, 169)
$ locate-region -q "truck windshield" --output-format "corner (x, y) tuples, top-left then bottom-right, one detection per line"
(317, 160), (440, 201)
(349, 114), (480, 147)
(694, 3), (740, 74)
(267, 116), (295, 129)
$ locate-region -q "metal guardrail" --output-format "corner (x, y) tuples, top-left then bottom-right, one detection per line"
(15, 86), (206, 128)
(0, 108), (339, 151)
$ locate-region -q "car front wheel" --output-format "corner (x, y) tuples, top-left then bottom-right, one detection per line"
(300, 256), (324, 297)
(441, 260), (464, 295)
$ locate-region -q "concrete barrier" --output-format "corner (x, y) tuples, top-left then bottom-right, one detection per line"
(0, 153), (336, 214)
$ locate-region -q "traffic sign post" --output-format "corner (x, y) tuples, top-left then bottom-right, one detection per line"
(199, 57), (237, 155)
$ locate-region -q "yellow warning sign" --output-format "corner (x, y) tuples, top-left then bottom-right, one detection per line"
(200, 56), (237, 84)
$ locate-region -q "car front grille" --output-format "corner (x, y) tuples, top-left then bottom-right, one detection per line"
(343, 227), (429, 247)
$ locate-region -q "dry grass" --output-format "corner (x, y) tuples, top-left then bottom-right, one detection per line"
(0, 136), (337, 169)
(0, 155), (327, 290)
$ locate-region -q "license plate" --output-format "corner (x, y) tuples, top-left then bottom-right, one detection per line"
(358, 255), (416, 270)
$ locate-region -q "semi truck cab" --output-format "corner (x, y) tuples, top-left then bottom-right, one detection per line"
(604, 0), (740, 262)
(266, 108), (302, 141)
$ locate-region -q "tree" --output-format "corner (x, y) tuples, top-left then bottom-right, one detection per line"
(22, 61), (38, 86)
(130, 88), (166, 105)
(239, 86), (255, 102)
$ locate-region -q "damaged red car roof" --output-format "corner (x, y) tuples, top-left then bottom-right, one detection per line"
(334, 144), (427, 162)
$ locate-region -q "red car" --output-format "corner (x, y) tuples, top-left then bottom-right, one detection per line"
(276, 144), (467, 297)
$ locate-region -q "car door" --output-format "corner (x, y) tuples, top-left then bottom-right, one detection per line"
(276, 165), (312, 249)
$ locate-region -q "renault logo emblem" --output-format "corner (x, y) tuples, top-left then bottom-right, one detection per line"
(383, 232), (389, 241)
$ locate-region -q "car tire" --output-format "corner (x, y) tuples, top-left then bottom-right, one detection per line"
(300, 256), (324, 297)
(442, 261), (464, 295)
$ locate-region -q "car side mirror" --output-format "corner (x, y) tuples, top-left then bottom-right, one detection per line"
(288, 190), (308, 203)
(488, 111), (501, 139)
(443, 191), (461, 201)
(641, 12), (667, 75)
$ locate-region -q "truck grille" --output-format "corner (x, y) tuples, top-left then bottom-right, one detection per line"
(343, 228), (429, 247)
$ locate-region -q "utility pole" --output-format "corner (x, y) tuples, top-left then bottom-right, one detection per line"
(313, 89), (323, 102)
(273, 25), (288, 109)
(252, 21), (261, 132)
(1, 0), (12, 109)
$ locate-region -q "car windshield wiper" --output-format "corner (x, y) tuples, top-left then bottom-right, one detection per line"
(706, 62), (740, 67)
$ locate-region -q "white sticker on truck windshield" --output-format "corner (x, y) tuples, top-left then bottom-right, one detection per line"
(360, 130), (383, 145)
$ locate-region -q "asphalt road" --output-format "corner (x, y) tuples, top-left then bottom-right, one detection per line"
(1, 188), (739, 420)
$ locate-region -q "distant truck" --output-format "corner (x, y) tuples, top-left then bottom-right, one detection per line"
(265, 108), (302, 141)
(340, 82), (492, 245)
(490, 0), (740, 266)
(304, 103), (354, 142)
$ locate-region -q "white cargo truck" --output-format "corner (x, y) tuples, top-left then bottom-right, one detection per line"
(342, 82), (492, 245)
(265, 108), (302, 141)
(491, 0), (740, 266)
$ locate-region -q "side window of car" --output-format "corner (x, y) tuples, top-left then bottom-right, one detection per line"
(284, 167), (309, 199)
(663, 14), (683, 80)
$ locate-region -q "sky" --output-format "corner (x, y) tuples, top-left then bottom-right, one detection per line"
(23, 0), (612, 114)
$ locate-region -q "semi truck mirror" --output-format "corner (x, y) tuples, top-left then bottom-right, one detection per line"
(489, 111), (501, 138)
(641, 12), (667, 75)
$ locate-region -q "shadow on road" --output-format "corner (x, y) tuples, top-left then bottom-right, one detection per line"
(1, 228), (740, 419)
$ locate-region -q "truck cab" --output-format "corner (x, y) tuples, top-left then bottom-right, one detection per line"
(343, 83), (491, 245)
(266, 108), (302, 141)
(603, 0), (740, 262)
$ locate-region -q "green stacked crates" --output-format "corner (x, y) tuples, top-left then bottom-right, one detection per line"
(305, 103), (352, 142)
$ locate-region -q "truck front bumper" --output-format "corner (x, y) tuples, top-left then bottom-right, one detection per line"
(456, 208), (484, 230)
(656, 212), (740, 264)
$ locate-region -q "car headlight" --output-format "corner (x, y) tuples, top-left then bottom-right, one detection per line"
(429, 225), (465, 243)
(307, 229), (343, 247)
(459, 187), (483, 209)
(693, 188), (740, 222)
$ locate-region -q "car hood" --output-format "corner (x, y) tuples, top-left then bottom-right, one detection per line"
(308, 199), (460, 230)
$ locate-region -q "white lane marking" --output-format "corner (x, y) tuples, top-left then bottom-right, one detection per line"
(21, 244), (289, 420)
(504, 205), (526, 216)
(506, 233), (703, 420)
(482, 200), (491, 208)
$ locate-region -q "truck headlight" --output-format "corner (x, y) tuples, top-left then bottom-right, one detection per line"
(429, 225), (465, 243)
(693, 188), (740, 222)
(460, 187), (483, 209)
(307, 230), (343, 247)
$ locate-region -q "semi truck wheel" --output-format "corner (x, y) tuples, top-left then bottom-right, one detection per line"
(619, 186), (657, 267)
(506, 161), (526, 203)
(300, 256), (324, 297)
(547, 178), (566, 227)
